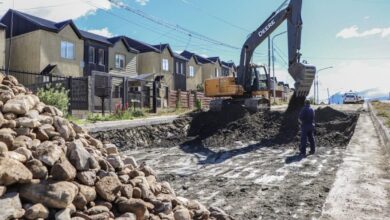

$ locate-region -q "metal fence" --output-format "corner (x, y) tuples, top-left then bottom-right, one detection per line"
(4, 69), (89, 112)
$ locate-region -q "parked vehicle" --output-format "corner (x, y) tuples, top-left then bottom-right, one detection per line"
(343, 91), (364, 104)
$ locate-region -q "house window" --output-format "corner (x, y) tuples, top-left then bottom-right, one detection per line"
(98, 49), (105, 66)
(215, 68), (220, 77)
(175, 62), (179, 74)
(60, 41), (74, 59)
(180, 63), (184, 75)
(162, 59), (169, 71)
(115, 54), (125, 69)
(189, 66), (194, 77)
(89, 47), (95, 63)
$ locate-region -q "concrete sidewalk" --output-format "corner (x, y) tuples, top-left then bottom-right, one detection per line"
(320, 111), (390, 219)
(82, 115), (179, 132)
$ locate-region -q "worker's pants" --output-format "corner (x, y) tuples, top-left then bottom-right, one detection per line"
(300, 127), (315, 155)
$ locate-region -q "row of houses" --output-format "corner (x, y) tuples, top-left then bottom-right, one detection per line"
(0, 9), (238, 92)
(0, 9), (292, 112)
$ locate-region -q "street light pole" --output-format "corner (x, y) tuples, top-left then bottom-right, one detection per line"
(271, 31), (287, 103)
(315, 66), (333, 104)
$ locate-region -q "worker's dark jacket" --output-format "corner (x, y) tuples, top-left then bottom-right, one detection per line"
(299, 105), (315, 130)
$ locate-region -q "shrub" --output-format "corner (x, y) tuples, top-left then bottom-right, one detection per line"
(132, 110), (144, 117)
(37, 84), (69, 115)
(196, 84), (204, 92)
(195, 99), (202, 110)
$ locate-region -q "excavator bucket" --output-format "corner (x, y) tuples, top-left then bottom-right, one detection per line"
(286, 63), (316, 113)
(289, 63), (316, 97)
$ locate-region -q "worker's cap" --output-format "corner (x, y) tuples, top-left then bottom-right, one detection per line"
(305, 100), (311, 106)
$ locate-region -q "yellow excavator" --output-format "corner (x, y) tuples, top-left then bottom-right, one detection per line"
(205, 0), (316, 112)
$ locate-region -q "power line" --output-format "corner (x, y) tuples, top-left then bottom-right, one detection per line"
(176, 0), (251, 32)
(108, 0), (239, 50)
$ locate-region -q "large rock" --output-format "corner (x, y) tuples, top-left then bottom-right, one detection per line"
(51, 157), (77, 181)
(20, 181), (78, 209)
(107, 154), (124, 169)
(76, 170), (96, 186)
(34, 141), (63, 166)
(3, 95), (38, 115)
(0, 192), (25, 220)
(0, 157), (32, 185)
(116, 198), (147, 218)
(104, 144), (118, 155)
(173, 207), (191, 220)
(15, 117), (41, 128)
(25, 159), (48, 179)
(4, 151), (27, 163)
(24, 203), (49, 220)
(95, 176), (122, 202)
(0, 128), (16, 147)
(67, 140), (99, 171)
(54, 116), (75, 140)
(55, 208), (72, 220)
(78, 184), (96, 202)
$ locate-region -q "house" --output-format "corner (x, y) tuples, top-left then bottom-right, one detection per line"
(0, 22), (6, 68)
(221, 61), (236, 77)
(123, 38), (179, 90)
(180, 50), (203, 91)
(206, 57), (223, 78)
(107, 36), (139, 75)
(79, 30), (112, 76)
(1, 9), (84, 77)
(172, 52), (188, 91)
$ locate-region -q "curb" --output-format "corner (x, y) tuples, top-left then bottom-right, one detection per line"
(82, 115), (179, 133)
(368, 103), (390, 154)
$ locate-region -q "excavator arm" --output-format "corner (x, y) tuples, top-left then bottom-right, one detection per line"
(238, 0), (316, 98)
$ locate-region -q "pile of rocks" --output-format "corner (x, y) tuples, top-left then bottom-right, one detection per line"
(0, 74), (231, 220)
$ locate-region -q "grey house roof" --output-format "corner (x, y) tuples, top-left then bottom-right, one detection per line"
(173, 52), (188, 61)
(221, 61), (236, 68)
(180, 50), (213, 64)
(123, 36), (160, 53)
(79, 30), (112, 46)
(1, 9), (82, 38)
(108, 36), (139, 54)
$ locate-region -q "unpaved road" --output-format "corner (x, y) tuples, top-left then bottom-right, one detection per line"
(121, 106), (360, 219)
(321, 111), (390, 220)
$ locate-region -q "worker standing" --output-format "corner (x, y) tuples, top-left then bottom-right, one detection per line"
(299, 100), (316, 156)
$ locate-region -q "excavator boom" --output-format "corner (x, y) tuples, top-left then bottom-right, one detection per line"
(238, 0), (315, 98)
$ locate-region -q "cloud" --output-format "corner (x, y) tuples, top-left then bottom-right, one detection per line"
(87, 27), (114, 37)
(364, 16), (370, 20)
(314, 60), (390, 100)
(0, 0), (112, 21)
(336, 25), (390, 39)
(135, 0), (150, 6)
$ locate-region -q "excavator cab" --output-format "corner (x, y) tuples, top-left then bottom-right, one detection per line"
(206, 64), (271, 112)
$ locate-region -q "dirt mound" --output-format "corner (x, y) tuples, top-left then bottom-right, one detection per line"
(0, 75), (227, 220)
(185, 106), (358, 150)
(315, 106), (349, 123)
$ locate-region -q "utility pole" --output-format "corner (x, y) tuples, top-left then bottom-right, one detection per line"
(7, 1), (15, 75)
(327, 88), (330, 105)
(315, 66), (333, 105)
(271, 31), (287, 103)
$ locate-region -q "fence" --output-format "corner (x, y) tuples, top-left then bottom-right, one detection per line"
(4, 69), (89, 112)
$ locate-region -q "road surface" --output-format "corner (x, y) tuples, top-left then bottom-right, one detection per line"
(320, 111), (390, 219)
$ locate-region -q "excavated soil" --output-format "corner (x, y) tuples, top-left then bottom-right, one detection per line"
(93, 106), (360, 219)
(185, 106), (357, 150)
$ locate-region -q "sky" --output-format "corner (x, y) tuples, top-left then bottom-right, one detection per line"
(0, 0), (389, 101)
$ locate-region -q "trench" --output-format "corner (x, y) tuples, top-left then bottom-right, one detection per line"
(92, 106), (359, 219)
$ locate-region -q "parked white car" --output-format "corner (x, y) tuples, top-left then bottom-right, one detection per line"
(343, 92), (364, 104)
